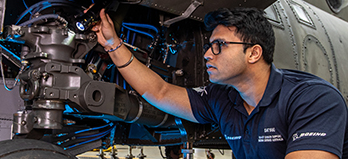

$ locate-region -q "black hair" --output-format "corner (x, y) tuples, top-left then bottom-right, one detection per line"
(204, 7), (275, 64)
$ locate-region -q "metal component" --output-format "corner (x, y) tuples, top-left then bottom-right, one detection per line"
(97, 148), (106, 159)
(289, 0), (316, 29)
(175, 69), (184, 76)
(123, 42), (148, 54)
(128, 99), (143, 123)
(0, 0), (6, 35)
(275, 1), (299, 69)
(302, 35), (334, 84)
(32, 100), (65, 129)
(0, 51), (24, 90)
(87, 63), (98, 74)
(13, 110), (33, 134)
(151, 114), (168, 128)
(126, 146), (135, 159)
(265, 4), (285, 29)
(110, 145), (118, 159)
(303, 0), (340, 89)
(19, 70), (40, 100)
(326, 0), (348, 13)
(182, 142), (194, 159)
(6, 25), (96, 63)
(163, 0), (203, 27)
(137, 147), (146, 159)
(0, 49), (21, 68)
(139, 0), (276, 22)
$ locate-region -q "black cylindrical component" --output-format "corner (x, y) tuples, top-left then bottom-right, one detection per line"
(126, 96), (176, 128)
(113, 89), (175, 128)
(75, 0), (113, 31)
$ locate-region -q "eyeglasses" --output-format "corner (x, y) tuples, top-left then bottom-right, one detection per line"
(203, 40), (255, 55)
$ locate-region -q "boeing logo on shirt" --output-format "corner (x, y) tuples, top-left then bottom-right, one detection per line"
(192, 86), (208, 96)
(292, 132), (327, 141)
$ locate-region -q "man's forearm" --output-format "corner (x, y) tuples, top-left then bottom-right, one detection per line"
(107, 43), (198, 123)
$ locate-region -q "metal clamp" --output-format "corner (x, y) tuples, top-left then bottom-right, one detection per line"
(163, 0), (203, 27)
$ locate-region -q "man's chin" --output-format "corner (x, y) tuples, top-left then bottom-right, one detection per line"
(209, 77), (220, 84)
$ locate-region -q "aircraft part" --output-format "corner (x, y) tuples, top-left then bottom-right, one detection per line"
(0, 139), (75, 159)
(138, 0), (276, 22)
(267, 0), (348, 103)
(326, 0), (348, 13)
(0, 0), (347, 158)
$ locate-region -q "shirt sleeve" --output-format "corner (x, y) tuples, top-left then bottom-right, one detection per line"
(286, 84), (347, 158)
(186, 84), (224, 124)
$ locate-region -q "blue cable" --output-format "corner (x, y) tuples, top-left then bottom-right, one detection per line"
(16, 1), (50, 24)
(76, 127), (113, 139)
(15, 9), (33, 25)
(16, 0), (76, 25)
(64, 136), (100, 149)
(32, 3), (53, 14)
(18, 14), (59, 26)
(74, 122), (113, 134)
(122, 22), (159, 39)
(22, 0), (32, 16)
(0, 44), (21, 61)
(122, 22), (159, 34)
(122, 25), (154, 39)
(65, 126), (115, 150)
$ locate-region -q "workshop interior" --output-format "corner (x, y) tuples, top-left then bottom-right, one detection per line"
(0, 0), (348, 158)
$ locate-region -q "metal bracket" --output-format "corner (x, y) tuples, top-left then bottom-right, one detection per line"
(163, 0), (203, 27)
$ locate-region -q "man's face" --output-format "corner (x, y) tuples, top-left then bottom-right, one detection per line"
(204, 25), (249, 85)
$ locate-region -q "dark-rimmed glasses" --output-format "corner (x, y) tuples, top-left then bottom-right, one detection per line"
(203, 40), (255, 55)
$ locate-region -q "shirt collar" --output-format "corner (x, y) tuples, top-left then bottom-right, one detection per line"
(228, 64), (283, 109)
(258, 63), (283, 107)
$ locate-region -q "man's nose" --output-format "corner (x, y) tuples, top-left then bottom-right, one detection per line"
(204, 48), (214, 61)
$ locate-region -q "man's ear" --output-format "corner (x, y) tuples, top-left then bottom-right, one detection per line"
(247, 44), (263, 64)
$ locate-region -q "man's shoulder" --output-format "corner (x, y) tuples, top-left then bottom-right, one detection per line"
(276, 68), (344, 104)
(278, 68), (334, 88)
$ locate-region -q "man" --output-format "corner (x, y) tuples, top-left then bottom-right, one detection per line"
(92, 7), (348, 159)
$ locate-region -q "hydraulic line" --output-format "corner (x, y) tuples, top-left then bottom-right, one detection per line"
(18, 14), (60, 26)
(16, 0), (77, 25)
(122, 22), (159, 39)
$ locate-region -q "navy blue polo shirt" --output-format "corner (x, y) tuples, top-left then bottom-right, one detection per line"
(187, 64), (348, 159)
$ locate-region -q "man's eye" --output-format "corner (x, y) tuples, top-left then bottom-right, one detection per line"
(219, 42), (227, 47)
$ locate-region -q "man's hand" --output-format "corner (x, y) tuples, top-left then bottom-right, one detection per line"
(91, 8), (120, 51)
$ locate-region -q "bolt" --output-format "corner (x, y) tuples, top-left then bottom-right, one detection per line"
(175, 69), (184, 76)
(31, 70), (40, 79)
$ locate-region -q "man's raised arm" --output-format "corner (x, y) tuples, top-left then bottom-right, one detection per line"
(92, 9), (198, 123)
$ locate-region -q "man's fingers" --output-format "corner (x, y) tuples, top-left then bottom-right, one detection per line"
(106, 14), (114, 28)
(99, 9), (109, 23)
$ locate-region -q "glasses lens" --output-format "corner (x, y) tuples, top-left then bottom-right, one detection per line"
(211, 41), (221, 54)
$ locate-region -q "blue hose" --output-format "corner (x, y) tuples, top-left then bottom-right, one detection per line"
(18, 14), (59, 26)
(16, 0), (76, 25)
(74, 122), (114, 134)
(122, 22), (159, 39)
(64, 126), (115, 150)
(122, 22), (159, 34)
